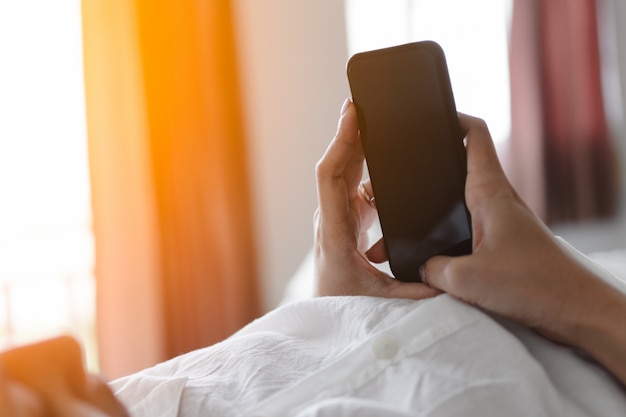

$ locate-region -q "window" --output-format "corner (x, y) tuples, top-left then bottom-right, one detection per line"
(0, 1), (97, 368)
(344, 0), (513, 144)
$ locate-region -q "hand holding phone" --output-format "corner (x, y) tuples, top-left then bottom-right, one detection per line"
(347, 41), (472, 282)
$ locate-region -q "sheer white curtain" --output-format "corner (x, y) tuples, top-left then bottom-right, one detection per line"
(344, 0), (512, 145)
(0, 1), (96, 367)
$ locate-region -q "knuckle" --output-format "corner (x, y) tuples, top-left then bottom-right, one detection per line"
(315, 153), (341, 183)
(473, 116), (488, 129)
(315, 158), (328, 181)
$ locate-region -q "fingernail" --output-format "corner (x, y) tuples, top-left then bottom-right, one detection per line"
(340, 98), (352, 115)
(419, 264), (428, 285)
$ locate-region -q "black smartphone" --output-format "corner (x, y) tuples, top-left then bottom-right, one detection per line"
(346, 41), (472, 282)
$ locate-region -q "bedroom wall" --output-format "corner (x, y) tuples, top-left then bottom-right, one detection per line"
(233, 0), (350, 310)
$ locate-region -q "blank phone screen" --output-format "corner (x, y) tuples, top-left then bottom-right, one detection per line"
(347, 42), (472, 282)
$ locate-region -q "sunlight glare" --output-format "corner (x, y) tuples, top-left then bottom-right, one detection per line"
(0, 0), (96, 366)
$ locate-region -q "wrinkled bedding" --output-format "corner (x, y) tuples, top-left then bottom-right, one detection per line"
(111, 241), (626, 417)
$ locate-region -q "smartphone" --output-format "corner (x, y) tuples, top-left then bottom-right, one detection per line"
(346, 41), (472, 282)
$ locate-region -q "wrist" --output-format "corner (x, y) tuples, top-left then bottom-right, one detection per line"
(569, 278), (626, 384)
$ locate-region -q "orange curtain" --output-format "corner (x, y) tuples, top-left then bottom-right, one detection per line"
(82, 0), (260, 378)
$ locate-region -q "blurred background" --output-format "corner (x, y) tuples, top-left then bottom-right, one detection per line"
(0, 0), (624, 378)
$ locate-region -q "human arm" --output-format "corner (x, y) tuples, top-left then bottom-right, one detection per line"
(0, 336), (129, 417)
(420, 114), (626, 385)
(313, 98), (439, 300)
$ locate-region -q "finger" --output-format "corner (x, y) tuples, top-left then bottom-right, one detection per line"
(386, 282), (442, 300)
(457, 114), (519, 220)
(421, 255), (483, 304)
(420, 255), (452, 291)
(365, 237), (387, 263)
(315, 99), (361, 224)
(458, 114), (505, 180)
(317, 99), (360, 179)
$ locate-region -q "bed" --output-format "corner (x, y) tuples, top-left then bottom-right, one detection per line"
(111, 238), (626, 417)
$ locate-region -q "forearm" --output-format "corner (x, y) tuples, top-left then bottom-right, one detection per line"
(526, 251), (626, 387)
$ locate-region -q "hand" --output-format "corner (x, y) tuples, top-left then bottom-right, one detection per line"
(0, 336), (129, 417)
(0, 374), (45, 417)
(420, 115), (626, 383)
(314, 98), (439, 300)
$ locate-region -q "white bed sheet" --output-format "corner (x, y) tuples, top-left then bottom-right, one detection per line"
(111, 240), (626, 417)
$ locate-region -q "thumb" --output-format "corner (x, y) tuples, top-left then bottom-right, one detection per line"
(420, 255), (452, 291)
(421, 255), (475, 300)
